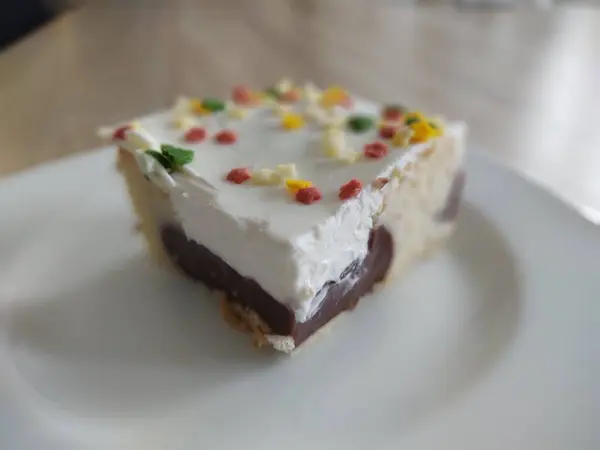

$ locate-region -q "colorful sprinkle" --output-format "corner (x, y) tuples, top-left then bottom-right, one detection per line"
(372, 177), (389, 189)
(226, 168), (251, 184)
(286, 179), (313, 193)
(215, 129), (238, 144)
(364, 141), (389, 159)
(202, 98), (226, 113)
(295, 186), (322, 204)
(322, 128), (346, 158)
(404, 111), (424, 125)
(275, 164), (298, 180)
(410, 121), (435, 143)
(339, 179), (363, 200)
(264, 87), (281, 99)
(280, 88), (301, 103)
(382, 105), (405, 122)
(428, 119), (445, 137)
(251, 168), (281, 186)
(392, 127), (413, 147)
(184, 127), (207, 143)
(173, 115), (197, 130)
(379, 124), (397, 139)
(228, 106), (249, 120)
(347, 115), (374, 133)
(190, 99), (211, 115)
(232, 85), (253, 105)
(281, 113), (305, 130)
(112, 125), (132, 140)
(320, 86), (350, 109)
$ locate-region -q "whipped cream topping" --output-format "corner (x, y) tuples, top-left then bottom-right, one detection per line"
(103, 87), (465, 322)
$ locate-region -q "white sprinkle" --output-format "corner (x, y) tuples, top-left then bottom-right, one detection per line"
(251, 168), (281, 186)
(275, 164), (298, 180)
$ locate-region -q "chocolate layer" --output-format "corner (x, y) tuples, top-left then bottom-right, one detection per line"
(160, 171), (465, 348)
(161, 225), (393, 346)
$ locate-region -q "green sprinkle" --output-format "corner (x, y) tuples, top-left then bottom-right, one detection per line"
(146, 149), (173, 170)
(405, 116), (421, 125)
(161, 144), (195, 167)
(347, 115), (374, 133)
(201, 98), (226, 112)
(428, 121), (439, 129)
(264, 87), (281, 99)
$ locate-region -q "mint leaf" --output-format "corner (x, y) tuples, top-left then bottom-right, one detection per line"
(146, 149), (173, 170)
(161, 144), (195, 167)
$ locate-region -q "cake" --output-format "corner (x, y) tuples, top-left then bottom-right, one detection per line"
(99, 80), (466, 353)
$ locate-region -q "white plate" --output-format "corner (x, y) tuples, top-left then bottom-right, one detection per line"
(0, 148), (598, 450)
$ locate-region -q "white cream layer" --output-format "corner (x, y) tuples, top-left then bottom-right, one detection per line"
(109, 97), (466, 322)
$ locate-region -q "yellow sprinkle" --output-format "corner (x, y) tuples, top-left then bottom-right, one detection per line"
(228, 106), (249, 120)
(404, 111), (425, 123)
(190, 99), (211, 115)
(410, 121), (435, 144)
(286, 179), (312, 193)
(392, 127), (413, 147)
(428, 117), (445, 137)
(320, 86), (348, 109)
(281, 113), (305, 130)
(251, 168), (280, 185)
(275, 164), (298, 180)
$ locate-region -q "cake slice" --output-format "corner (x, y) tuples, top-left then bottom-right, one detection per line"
(100, 80), (466, 353)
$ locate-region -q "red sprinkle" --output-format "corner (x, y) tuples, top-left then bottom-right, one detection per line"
(364, 141), (389, 159)
(112, 125), (132, 140)
(226, 168), (251, 184)
(184, 127), (207, 143)
(339, 179), (363, 200)
(372, 177), (389, 189)
(215, 129), (237, 144)
(379, 125), (397, 139)
(295, 186), (323, 204)
(280, 89), (301, 103)
(383, 108), (403, 122)
(232, 85), (252, 104)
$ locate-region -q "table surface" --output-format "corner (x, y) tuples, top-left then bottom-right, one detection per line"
(1, 0), (599, 216)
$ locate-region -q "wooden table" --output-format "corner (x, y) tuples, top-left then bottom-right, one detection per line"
(1, 0), (599, 216)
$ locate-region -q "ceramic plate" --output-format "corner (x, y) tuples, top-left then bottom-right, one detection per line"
(0, 148), (598, 450)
